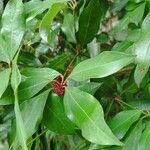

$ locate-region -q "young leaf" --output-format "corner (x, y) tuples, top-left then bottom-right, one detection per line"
(138, 122), (150, 150)
(39, 3), (67, 43)
(1, 0), (25, 60)
(108, 110), (141, 139)
(76, 0), (102, 48)
(63, 87), (123, 146)
(43, 92), (75, 134)
(69, 51), (135, 81)
(0, 68), (11, 98)
(134, 13), (150, 87)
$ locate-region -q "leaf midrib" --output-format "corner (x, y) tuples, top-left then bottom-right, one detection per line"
(71, 57), (133, 77)
(66, 88), (118, 143)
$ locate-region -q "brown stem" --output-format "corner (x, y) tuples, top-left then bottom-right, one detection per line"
(63, 46), (80, 78)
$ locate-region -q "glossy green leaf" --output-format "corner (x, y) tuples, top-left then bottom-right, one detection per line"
(39, 3), (67, 43)
(19, 67), (60, 100)
(112, 0), (129, 11)
(11, 61), (27, 150)
(0, 0), (3, 15)
(0, 86), (14, 105)
(112, 41), (133, 52)
(20, 90), (50, 139)
(77, 0), (102, 48)
(128, 99), (150, 111)
(108, 110), (141, 139)
(138, 122), (150, 150)
(1, 0), (25, 60)
(47, 52), (71, 70)
(77, 82), (102, 95)
(0, 35), (10, 63)
(123, 121), (142, 150)
(142, 12), (150, 31)
(113, 3), (145, 33)
(14, 99), (27, 150)
(24, 0), (52, 21)
(21, 67), (60, 79)
(43, 92), (75, 134)
(87, 38), (100, 58)
(18, 77), (50, 101)
(11, 60), (21, 93)
(62, 13), (76, 43)
(64, 87), (123, 146)
(24, 0), (68, 21)
(134, 13), (150, 87)
(69, 51), (135, 81)
(0, 68), (11, 98)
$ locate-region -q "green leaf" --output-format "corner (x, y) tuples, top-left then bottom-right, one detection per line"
(24, 0), (68, 21)
(113, 3), (145, 33)
(69, 51), (135, 81)
(43, 92), (75, 134)
(18, 77), (50, 101)
(112, 0), (129, 12)
(1, 0), (25, 60)
(39, 3), (67, 43)
(128, 99), (150, 111)
(138, 122), (150, 150)
(47, 52), (71, 70)
(21, 67), (60, 79)
(134, 13), (150, 87)
(108, 110), (141, 139)
(0, 35), (10, 63)
(19, 68), (60, 100)
(64, 87), (123, 146)
(142, 12), (150, 31)
(11, 61), (27, 150)
(112, 41), (133, 52)
(24, 0), (52, 21)
(0, 0), (3, 15)
(123, 121), (142, 150)
(77, 0), (102, 48)
(62, 13), (76, 43)
(0, 68), (11, 98)
(0, 86), (14, 105)
(20, 90), (50, 139)
(14, 98), (27, 150)
(11, 61), (21, 93)
(87, 38), (100, 58)
(77, 82), (102, 95)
